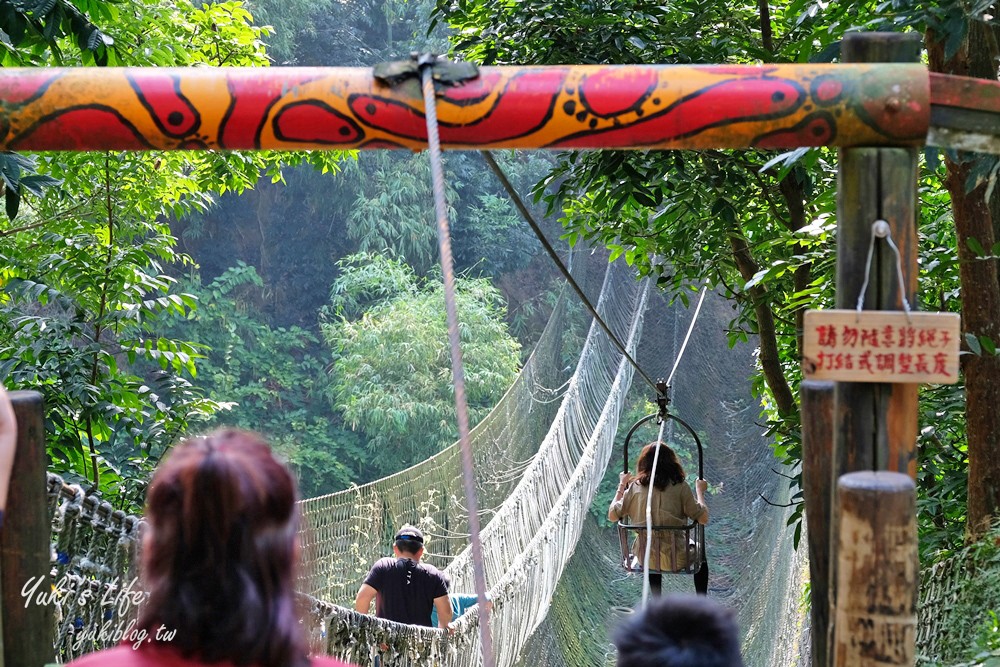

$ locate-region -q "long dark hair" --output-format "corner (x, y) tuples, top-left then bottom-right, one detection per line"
(138, 429), (309, 667)
(636, 442), (685, 489)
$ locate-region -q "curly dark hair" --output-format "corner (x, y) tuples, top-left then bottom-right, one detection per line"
(636, 442), (686, 489)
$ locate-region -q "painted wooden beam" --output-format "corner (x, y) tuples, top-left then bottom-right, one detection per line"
(929, 73), (1000, 154)
(0, 64), (929, 151)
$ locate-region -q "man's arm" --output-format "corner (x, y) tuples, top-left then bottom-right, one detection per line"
(354, 583), (377, 614)
(433, 595), (453, 631)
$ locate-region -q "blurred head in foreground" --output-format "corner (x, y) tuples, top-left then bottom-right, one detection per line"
(613, 593), (744, 667)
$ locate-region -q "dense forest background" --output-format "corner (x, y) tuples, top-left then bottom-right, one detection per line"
(1, 0), (1000, 663)
(0, 0), (578, 503)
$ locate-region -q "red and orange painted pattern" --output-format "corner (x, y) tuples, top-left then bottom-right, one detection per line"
(0, 64), (929, 152)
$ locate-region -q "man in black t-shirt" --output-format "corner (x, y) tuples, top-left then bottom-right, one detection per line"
(354, 525), (452, 630)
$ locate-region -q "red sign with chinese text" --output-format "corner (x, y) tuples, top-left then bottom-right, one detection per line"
(802, 310), (961, 384)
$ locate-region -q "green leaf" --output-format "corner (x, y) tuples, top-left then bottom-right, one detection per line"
(980, 336), (997, 356)
(0, 155), (22, 192)
(966, 333), (982, 355)
(5, 189), (20, 220)
(18, 174), (62, 198)
(759, 147), (811, 180)
(943, 13), (968, 61)
(966, 237), (986, 257)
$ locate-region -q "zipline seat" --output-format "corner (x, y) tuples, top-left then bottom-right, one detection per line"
(616, 521), (705, 575)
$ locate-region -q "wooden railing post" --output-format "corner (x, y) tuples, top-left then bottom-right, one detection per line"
(802, 380), (835, 667)
(833, 472), (917, 665)
(0, 391), (54, 667)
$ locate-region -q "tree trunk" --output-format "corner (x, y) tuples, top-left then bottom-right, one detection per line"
(728, 224), (796, 416)
(927, 18), (1000, 540)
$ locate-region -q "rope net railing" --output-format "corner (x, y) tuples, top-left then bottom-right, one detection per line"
(915, 539), (1000, 665)
(306, 259), (650, 666)
(46, 472), (145, 661)
(917, 552), (968, 662)
(297, 282), (572, 603)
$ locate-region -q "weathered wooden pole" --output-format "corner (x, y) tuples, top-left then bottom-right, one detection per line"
(0, 391), (55, 667)
(832, 472), (917, 665)
(828, 31), (922, 667)
(801, 380), (835, 667)
(834, 32), (922, 477)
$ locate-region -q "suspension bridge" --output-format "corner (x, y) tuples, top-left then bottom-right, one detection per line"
(1, 29), (999, 667)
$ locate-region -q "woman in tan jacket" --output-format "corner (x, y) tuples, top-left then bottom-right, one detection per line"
(608, 441), (708, 595)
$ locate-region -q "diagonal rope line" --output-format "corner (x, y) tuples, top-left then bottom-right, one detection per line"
(480, 150), (661, 397)
(421, 60), (495, 667)
(665, 285), (709, 387)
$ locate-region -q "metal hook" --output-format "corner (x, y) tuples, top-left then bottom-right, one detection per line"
(655, 380), (669, 423)
(855, 219), (912, 323)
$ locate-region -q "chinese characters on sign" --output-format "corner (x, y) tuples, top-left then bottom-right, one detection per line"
(802, 310), (961, 384)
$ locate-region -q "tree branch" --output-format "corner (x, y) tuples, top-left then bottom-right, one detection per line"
(758, 0), (774, 55)
(758, 493), (799, 508)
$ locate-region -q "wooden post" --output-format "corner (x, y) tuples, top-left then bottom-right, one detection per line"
(835, 31), (922, 479)
(832, 472), (917, 666)
(0, 391), (55, 667)
(830, 32), (922, 664)
(801, 380), (835, 667)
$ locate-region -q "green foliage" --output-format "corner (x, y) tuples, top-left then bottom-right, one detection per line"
(323, 253), (521, 475)
(0, 153), (231, 508)
(918, 521), (1000, 666)
(0, 0), (350, 509)
(241, 0), (449, 67)
(158, 264), (367, 495)
(242, 0), (333, 64)
(915, 161), (969, 562)
(0, 0), (114, 67)
(325, 252), (417, 320)
(345, 153), (445, 275)
(0, 152), (62, 221)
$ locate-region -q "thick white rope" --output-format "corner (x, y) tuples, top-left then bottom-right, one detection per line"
(665, 285), (709, 387)
(641, 420), (668, 606)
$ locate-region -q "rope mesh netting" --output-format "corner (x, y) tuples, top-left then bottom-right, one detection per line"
(306, 258), (650, 665)
(916, 543), (1000, 665)
(918, 553), (968, 662)
(46, 473), (144, 661)
(507, 290), (809, 667)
